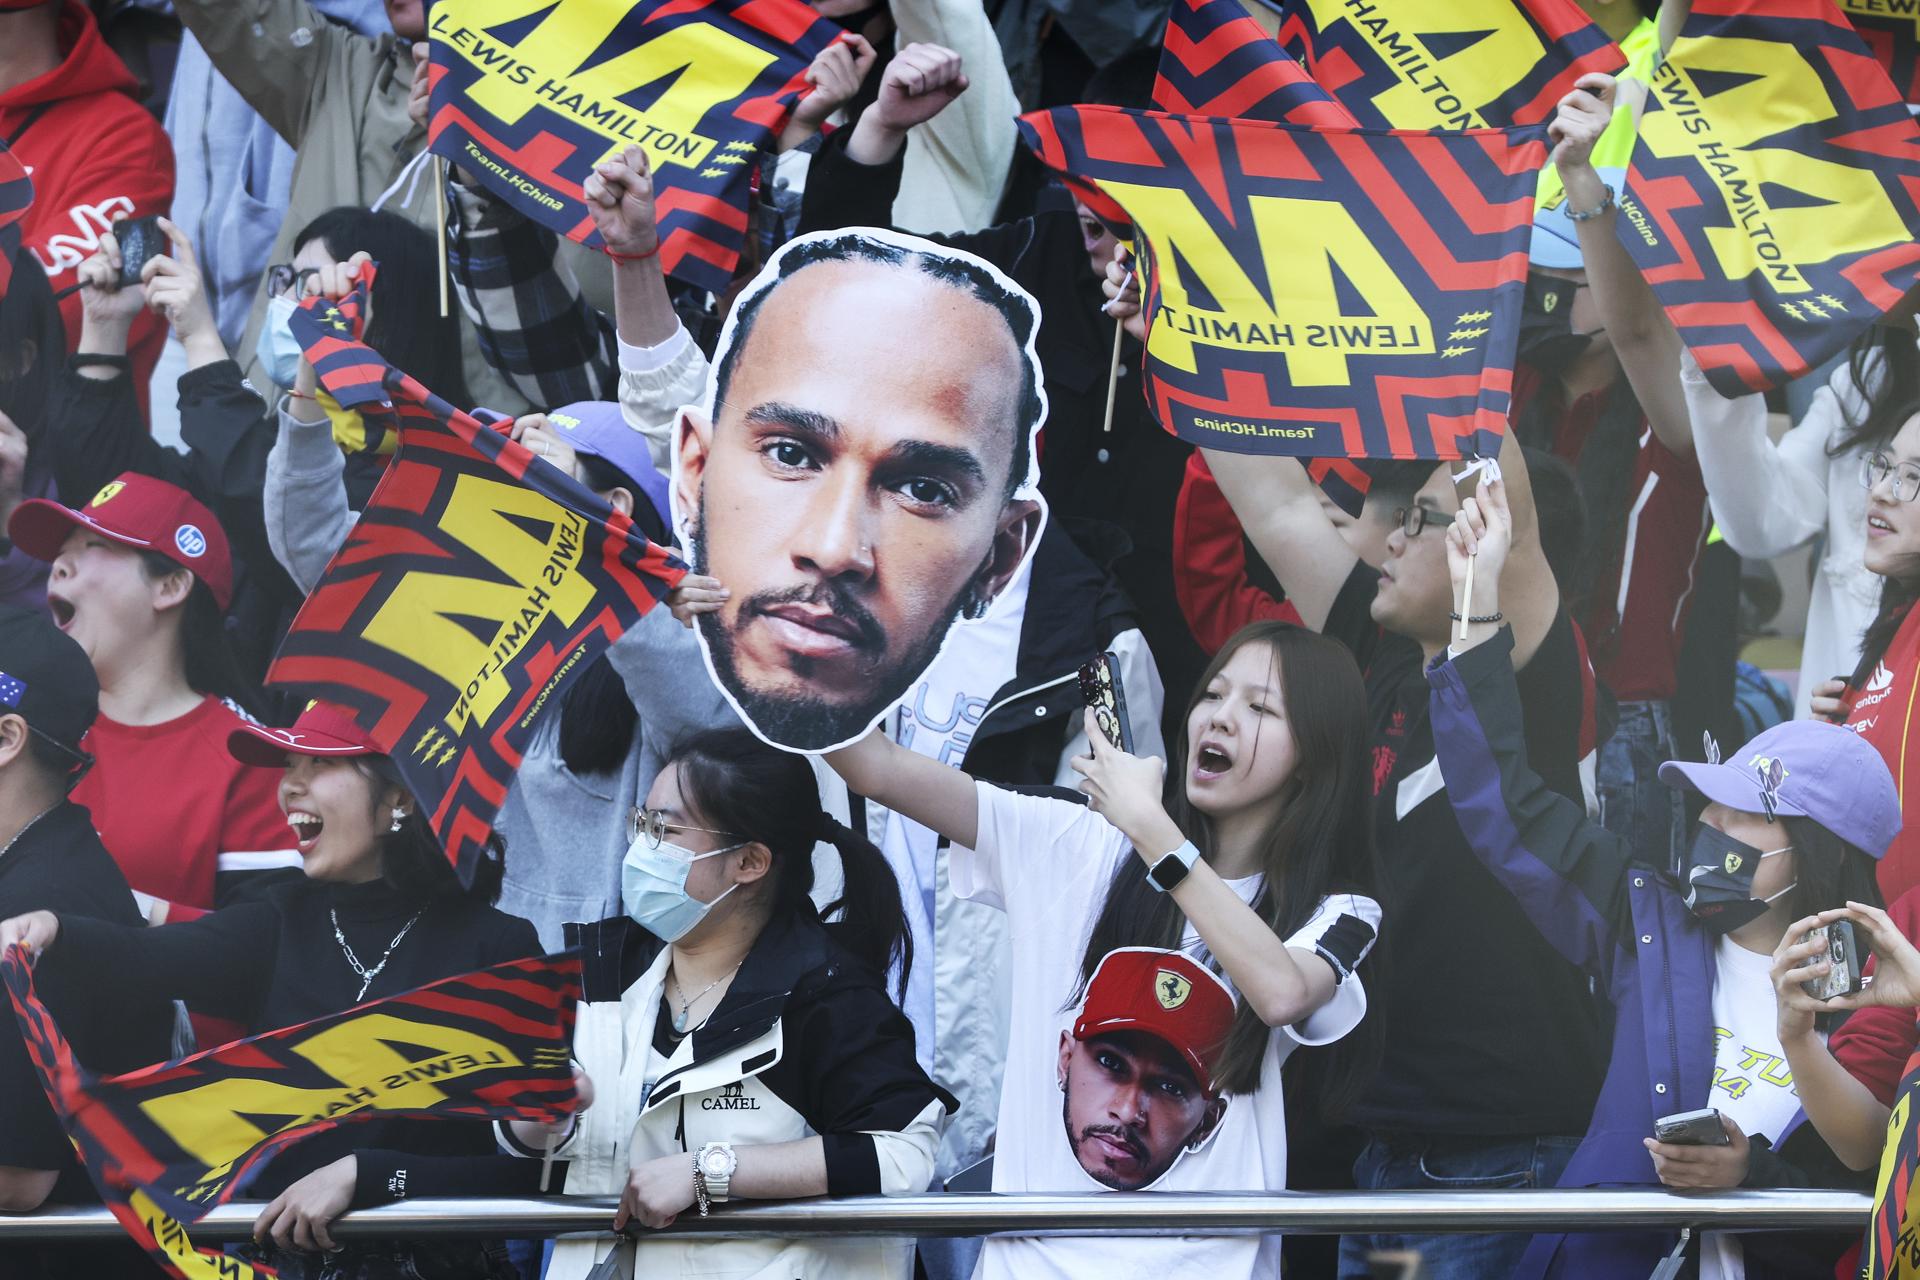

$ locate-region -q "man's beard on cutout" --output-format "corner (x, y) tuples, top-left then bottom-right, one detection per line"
(688, 493), (977, 751)
(1060, 1073), (1183, 1192)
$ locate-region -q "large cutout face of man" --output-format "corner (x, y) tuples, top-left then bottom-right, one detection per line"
(675, 231), (1046, 753)
(1060, 948), (1234, 1191)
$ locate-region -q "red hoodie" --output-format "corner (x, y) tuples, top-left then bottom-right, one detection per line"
(0, 1), (172, 401)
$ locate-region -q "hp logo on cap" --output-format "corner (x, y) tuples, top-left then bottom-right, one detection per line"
(175, 524), (208, 558)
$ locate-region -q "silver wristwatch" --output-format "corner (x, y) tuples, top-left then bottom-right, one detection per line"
(695, 1141), (737, 1212)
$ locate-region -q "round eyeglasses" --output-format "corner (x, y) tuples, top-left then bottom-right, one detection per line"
(629, 806), (744, 851)
(1862, 451), (1920, 504)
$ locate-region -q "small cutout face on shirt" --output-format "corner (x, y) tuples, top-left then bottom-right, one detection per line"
(1056, 1029), (1227, 1191)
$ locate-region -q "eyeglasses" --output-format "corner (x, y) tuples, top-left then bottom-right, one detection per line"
(1862, 452), (1920, 504)
(629, 806), (743, 851)
(1392, 504), (1443, 538)
(265, 264), (322, 299)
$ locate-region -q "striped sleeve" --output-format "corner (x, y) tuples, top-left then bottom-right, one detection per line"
(1282, 892), (1382, 1048)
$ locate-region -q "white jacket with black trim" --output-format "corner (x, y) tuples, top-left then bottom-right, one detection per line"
(521, 914), (953, 1280)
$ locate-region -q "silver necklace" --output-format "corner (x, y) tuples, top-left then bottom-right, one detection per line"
(668, 962), (741, 1033)
(331, 907), (423, 1002)
(0, 807), (56, 863)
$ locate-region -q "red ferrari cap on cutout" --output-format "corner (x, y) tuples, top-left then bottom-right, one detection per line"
(10, 473), (234, 609)
(1074, 948), (1236, 1096)
(229, 700), (383, 767)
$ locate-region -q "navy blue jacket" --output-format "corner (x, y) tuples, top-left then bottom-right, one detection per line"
(1429, 629), (1865, 1279)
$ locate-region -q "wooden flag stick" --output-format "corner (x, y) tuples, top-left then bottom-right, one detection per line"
(1101, 257), (1137, 434)
(435, 156), (450, 319)
(1457, 551), (1477, 644)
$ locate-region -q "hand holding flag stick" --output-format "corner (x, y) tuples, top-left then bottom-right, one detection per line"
(1447, 458), (1507, 647)
(1100, 245), (1141, 434)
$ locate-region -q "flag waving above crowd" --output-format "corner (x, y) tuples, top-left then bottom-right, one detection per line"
(275, 267), (685, 884)
(1155, 0), (1357, 126)
(425, 0), (846, 292)
(3, 945), (579, 1280)
(1020, 104), (1542, 465)
(1619, 0), (1920, 396)
(1273, 0), (1624, 128)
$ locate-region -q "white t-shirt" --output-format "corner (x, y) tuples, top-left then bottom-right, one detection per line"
(955, 781), (1381, 1280)
(1702, 937), (1816, 1280)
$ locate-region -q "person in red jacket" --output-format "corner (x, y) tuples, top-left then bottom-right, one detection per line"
(0, 0), (172, 398)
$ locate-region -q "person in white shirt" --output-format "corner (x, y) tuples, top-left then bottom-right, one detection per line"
(824, 619), (1384, 1280)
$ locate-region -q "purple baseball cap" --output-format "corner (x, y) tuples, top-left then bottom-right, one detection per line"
(1658, 719), (1901, 859)
(544, 401), (670, 522)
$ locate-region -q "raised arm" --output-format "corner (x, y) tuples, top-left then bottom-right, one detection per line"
(1429, 479), (1634, 981)
(824, 727), (979, 851)
(1551, 74), (1691, 458)
(1770, 911), (1896, 1171)
(1199, 451), (1357, 632)
(175, 0), (347, 147)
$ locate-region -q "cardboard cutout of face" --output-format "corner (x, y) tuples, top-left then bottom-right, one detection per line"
(673, 229), (1048, 754)
(1059, 948), (1236, 1191)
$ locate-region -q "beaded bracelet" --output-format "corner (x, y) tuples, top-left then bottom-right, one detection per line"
(1449, 611), (1505, 625)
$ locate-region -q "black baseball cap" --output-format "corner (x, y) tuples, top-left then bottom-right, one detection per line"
(0, 605), (98, 761)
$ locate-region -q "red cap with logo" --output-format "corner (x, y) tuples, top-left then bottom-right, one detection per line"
(1074, 948), (1236, 1097)
(228, 700), (384, 767)
(10, 472), (234, 609)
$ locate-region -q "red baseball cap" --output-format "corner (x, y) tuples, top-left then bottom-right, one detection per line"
(1074, 948), (1236, 1097)
(10, 473), (234, 609)
(229, 700), (384, 767)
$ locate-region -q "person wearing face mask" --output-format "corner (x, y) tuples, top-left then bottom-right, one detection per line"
(821, 621), (1382, 1280)
(1430, 473), (1890, 1280)
(508, 726), (951, 1280)
(0, 698), (542, 1278)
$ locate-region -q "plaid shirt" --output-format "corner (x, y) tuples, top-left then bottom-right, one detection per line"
(446, 178), (620, 410)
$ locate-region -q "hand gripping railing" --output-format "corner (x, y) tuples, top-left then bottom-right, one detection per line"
(0, 1189), (1875, 1242)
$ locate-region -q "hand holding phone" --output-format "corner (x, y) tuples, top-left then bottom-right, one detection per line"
(1078, 651), (1133, 755)
(1802, 921), (1869, 1001)
(113, 215), (170, 288)
(1652, 1107), (1730, 1147)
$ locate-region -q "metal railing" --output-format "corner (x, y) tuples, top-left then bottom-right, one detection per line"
(0, 1190), (1875, 1242)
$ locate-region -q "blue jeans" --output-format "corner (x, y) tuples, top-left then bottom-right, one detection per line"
(1336, 1133), (1582, 1280)
(1596, 698), (1686, 876)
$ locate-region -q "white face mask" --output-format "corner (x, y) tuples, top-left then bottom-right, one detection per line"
(621, 838), (743, 942)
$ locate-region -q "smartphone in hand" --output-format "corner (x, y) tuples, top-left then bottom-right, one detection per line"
(1802, 921), (1869, 1000)
(1652, 1107), (1730, 1147)
(113, 215), (169, 287)
(1078, 651), (1133, 754)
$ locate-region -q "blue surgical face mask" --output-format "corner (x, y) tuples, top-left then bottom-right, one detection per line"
(253, 294), (304, 389)
(621, 838), (744, 943)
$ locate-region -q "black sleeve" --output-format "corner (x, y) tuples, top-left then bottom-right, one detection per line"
(351, 1150), (557, 1206)
(45, 901), (279, 1025)
(0, 999), (74, 1171)
(44, 361), (189, 503)
(176, 361), (273, 502)
(1511, 610), (1587, 803)
(1320, 560), (1386, 670)
(1745, 1125), (1872, 1191)
(791, 977), (954, 1198)
(483, 913), (543, 965)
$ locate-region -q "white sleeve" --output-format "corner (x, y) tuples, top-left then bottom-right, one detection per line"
(867, 1096), (948, 1196)
(1683, 350), (1837, 560)
(950, 781), (1128, 913)
(889, 0), (1019, 231)
(617, 327), (710, 471)
(1281, 893), (1382, 1048)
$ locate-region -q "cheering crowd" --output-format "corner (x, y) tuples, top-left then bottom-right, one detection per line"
(2, 0), (1920, 1278)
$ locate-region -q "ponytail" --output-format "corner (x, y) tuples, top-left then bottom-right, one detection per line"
(671, 729), (912, 996)
(812, 816), (912, 999)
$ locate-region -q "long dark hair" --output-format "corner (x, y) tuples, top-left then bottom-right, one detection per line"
(136, 551), (252, 709)
(1074, 623), (1382, 1106)
(670, 727), (911, 995)
(1846, 385), (1920, 689)
(293, 208), (471, 407)
(1831, 326), (1920, 460)
(353, 753), (505, 905)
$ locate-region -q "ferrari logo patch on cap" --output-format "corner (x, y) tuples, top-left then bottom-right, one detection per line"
(1156, 970), (1192, 1011)
(89, 481), (124, 508)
